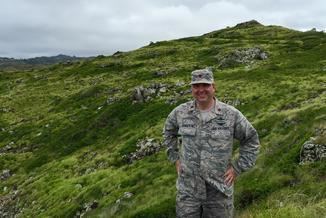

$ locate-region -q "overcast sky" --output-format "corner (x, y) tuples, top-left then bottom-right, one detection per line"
(1, 0), (325, 58)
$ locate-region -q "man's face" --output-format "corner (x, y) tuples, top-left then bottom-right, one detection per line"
(191, 83), (215, 104)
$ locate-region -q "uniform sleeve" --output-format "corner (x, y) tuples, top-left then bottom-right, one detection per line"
(232, 110), (260, 175)
(162, 109), (180, 163)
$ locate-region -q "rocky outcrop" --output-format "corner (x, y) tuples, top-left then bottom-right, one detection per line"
(235, 20), (263, 28)
(0, 190), (20, 217)
(75, 200), (99, 218)
(122, 138), (163, 163)
(0, 142), (14, 155)
(218, 47), (268, 68)
(132, 83), (169, 103)
(0, 142), (40, 156)
(131, 80), (191, 105)
(300, 138), (326, 164)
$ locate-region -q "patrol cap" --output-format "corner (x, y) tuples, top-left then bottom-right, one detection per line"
(190, 69), (214, 85)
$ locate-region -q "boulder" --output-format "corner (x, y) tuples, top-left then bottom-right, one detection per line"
(132, 86), (145, 103)
(300, 138), (326, 164)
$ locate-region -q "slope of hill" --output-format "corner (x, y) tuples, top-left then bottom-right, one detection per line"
(0, 54), (89, 71)
(0, 20), (325, 217)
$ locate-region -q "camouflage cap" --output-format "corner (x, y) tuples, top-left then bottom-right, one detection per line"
(190, 69), (214, 85)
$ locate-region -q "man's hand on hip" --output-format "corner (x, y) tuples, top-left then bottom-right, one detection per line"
(224, 166), (237, 186)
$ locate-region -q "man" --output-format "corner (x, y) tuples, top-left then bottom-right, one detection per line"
(163, 69), (260, 217)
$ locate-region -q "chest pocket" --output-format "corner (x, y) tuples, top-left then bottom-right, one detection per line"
(178, 118), (197, 136)
(210, 128), (231, 140)
(209, 124), (232, 140)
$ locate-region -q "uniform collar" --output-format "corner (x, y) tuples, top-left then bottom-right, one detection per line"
(212, 98), (223, 115)
(188, 97), (223, 115)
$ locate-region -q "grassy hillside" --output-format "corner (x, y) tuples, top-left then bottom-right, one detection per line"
(0, 20), (325, 217)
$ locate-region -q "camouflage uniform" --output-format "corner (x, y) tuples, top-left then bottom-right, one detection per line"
(163, 98), (260, 217)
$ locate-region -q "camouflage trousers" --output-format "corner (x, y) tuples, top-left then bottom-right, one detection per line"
(176, 180), (234, 218)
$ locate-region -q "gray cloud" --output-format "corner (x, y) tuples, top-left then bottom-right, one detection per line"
(1, 0), (325, 58)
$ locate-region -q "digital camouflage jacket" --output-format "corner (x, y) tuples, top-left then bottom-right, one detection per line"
(163, 99), (260, 197)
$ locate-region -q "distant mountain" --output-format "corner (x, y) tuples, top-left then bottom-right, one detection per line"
(0, 54), (90, 71)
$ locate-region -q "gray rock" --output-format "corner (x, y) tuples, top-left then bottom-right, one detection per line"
(153, 71), (167, 77)
(175, 81), (185, 87)
(315, 127), (325, 136)
(143, 88), (156, 97)
(259, 52), (268, 60)
(300, 138), (326, 164)
(75, 200), (98, 217)
(132, 86), (145, 103)
(107, 97), (118, 105)
(159, 87), (167, 93)
(132, 84), (168, 103)
(150, 83), (164, 89)
(115, 192), (133, 205)
(132, 82), (191, 104)
(219, 47), (268, 68)
(1, 169), (11, 180)
(166, 98), (178, 105)
(0, 190), (21, 217)
(123, 138), (163, 163)
(123, 192), (133, 198)
(85, 168), (95, 175)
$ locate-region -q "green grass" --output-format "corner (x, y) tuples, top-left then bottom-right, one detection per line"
(0, 21), (325, 217)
